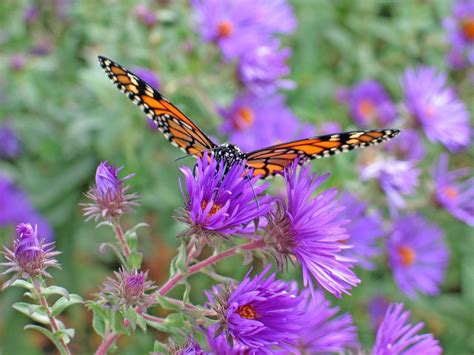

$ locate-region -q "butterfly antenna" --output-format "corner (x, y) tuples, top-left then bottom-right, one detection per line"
(174, 147), (215, 162)
(244, 168), (260, 210)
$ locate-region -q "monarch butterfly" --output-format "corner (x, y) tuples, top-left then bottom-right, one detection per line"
(98, 56), (400, 179)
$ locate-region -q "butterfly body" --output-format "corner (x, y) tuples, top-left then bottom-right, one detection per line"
(98, 56), (400, 179)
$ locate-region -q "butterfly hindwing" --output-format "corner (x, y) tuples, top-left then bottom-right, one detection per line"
(245, 129), (400, 178)
(98, 56), (217, 155)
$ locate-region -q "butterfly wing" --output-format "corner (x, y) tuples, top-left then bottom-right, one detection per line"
(98, 56), (217, 155)
(245, 129), (400, 178)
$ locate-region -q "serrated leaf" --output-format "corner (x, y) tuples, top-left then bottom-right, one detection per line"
(42, 285), (71, 299)
(13, 302), (50, 324)
(24, 325), (69, 355)
(51, 294), (83, 317)
(10, 279), (34, 290)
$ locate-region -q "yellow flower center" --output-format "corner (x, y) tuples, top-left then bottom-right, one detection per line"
(217, 20), (234, 39)
(232, 106), (255, 130)
(237, 304), (258, 320)
(201, 200), (222, 217)
(461, 17), (474, 41)
(398, 246), (416, 266)
(358, 99), (376, 119)
(443, 186), (459, 200)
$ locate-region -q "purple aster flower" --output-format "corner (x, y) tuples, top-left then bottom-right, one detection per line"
(433, 154), (474, 226)
(100, 268), (156, 310)
(338, 80), (397, 128)
(177, 154), (272, 241)
(134, 4), (158, 27)
(190, 0), (296, 60)
(369, 295), (390, 330)
(0, 121), (22, 159)
(1, 223), (59, 289)
(220, 92), (312, 151)
(205, 324), (250, 354)
(83, 161), (139, 222)
(401, 66), (471, 152)
(0, 175), (53, 241)
(359, 158), (420, 209)
(340, 192), (385, 270)
(374, 303), (442, 354)
(388, 214), (449, 298)
(265, 161), (360, 298)
(383, 129), (425, 163)
(292, 289), (359, 353)
(206, 265), (302, 352)
(23, 5), (39, 25)
(132, 66), (160, 90)
(174, 338), (205, 354)
(30, 38), (51, 56)
(444, 0), (474, 68)
(237, 41), (293, 96)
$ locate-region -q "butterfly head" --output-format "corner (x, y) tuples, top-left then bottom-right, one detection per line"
(213, 143), (246, 168)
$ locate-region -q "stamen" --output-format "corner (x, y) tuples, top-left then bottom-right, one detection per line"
(237, 304), (258, 320)
(398, 246), (416, 266)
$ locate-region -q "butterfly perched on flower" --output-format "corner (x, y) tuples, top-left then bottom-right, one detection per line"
(98, 56), (400, 178)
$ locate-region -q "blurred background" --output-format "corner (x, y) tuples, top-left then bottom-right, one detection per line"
(0, 0), (473, 353)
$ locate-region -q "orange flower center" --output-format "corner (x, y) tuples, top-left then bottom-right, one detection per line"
(201, 201), (221, 217)
(461, 17), (474, 41)
(237, 304), (258, 320)
(443, 186), (459, 200)
(358, 99), (376, 118)
(232, 106), (255, 130)
(398, 246), (416, 266)
(217, 20), (234, 39)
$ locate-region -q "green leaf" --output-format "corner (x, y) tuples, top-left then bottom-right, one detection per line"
(145, 318), (172, 333)
(42, 286), (71, 299)
(10, 279), (34, 290)
(136, 313), (147, 332)
(175, 241), (188, 274)
(128, 251), (143, 270)
(111, 311), (127, 335)
(13, 302), (50, 324)
(156, 295), (182, 312)
(51, 294), (83, 317)
(153, 340), (169, 353)
(125, 229), (138, 251)
(88, 303), (107, 338)
(24, 325), (68, 355)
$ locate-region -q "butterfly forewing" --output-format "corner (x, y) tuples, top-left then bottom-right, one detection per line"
(245, 129), (400, 178)
(98, 56), (217, 155)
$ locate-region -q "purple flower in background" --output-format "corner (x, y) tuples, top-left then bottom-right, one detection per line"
(266, 161), (360, 298)
(1, 223), (59, 289)
(100, 268), (156, 310)
(340, 192), (385, 270)
(237, 41), (293, 95)
(369, 295), (390, 330)
(294, 289), (359, 353)
(205, 324), (250, 354)
(131, 66), (160, 90)
(401, 66), (471, 152)
(10, 54), (26, 71)
(134, 4), (158, 27)
(83, 161), (139, 221)
(0, 175), (53, 241)
(359, 158), (420, 209)
(388, 214), (449, 298)
(220, 92), (312, 151)
(433, 154), (474, 226)
(374, 303), (442, 355)
(316, 121), (342, 135)
(175, 339), (204, 354)
(23, 5), (39, 25)
(338, 80), (397, 128)
(444, 0), (474, 68)
(177, 154), (272, 240)
(30, 38), (52, 56)
(191, 0), (296, 59)
(0, 121), (21, 159)
(207, 265), (302, 352)
(383, 129), (425, 163)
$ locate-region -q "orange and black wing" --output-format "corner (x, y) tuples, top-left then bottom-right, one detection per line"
(245, 129), (400, 178)
(98, 56), (217, 155)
